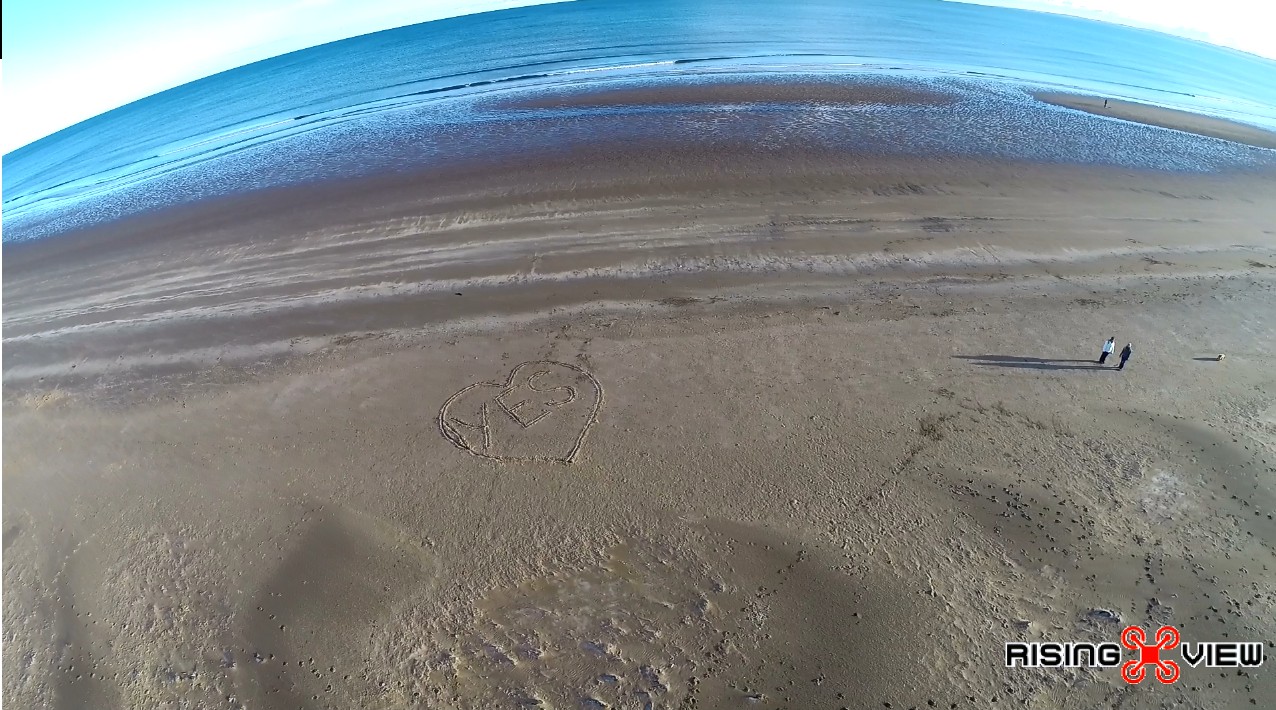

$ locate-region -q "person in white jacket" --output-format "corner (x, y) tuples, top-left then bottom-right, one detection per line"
(1098, 337), (1116, 364)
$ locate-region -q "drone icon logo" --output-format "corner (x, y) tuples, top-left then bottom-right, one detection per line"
(1006, 624), (1263, 680)
(1121, 625), (1180, 684)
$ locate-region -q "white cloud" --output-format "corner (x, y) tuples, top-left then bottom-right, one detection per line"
(944, 0), (1276, 59)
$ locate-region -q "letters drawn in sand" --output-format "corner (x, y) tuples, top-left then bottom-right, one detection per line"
(439, 361), (603, 463)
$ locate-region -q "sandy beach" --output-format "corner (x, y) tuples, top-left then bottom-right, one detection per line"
(1035, 92), (1276, 150)
(4, 85), (1276, 709)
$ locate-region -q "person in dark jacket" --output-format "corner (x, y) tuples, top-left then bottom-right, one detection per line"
(1117, 343), (1133, 370)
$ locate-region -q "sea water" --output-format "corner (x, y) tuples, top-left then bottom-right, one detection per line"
(4, 0), (1276, 242)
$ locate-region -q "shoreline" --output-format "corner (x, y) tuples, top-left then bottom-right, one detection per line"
(9, 76), (1276, 244)
(5, 149), (1275, 400)
(1033, 91), (1276, 149)
(493, 80), (959, 109)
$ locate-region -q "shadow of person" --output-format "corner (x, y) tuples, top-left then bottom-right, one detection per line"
(951, 355), (1094, 363)
(970, 361), (1112, 371)
(952, 355), (1111, 370)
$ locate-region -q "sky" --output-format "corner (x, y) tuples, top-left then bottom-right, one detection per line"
(1, 0), (573, 153)
(2, 0), (1272, 153)
(945, 0), (1274, 59)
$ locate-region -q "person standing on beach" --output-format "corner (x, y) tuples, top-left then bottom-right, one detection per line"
(1118, 343), (1133, 370)
(1099, 337), (1116, 364)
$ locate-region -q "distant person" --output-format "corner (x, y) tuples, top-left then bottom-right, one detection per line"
(1098, 336), (1116, 364)
(1103, 99), (1109, 108)
(1118, 343), (1133, 370)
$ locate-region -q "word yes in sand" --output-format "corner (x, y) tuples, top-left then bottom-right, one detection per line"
(439, 361), (603, 463)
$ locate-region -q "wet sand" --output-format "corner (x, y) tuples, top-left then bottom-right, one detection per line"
(1035, 91), (1276, 149)
(4, 84), (1276, 709)
(495, 81), (959, 109)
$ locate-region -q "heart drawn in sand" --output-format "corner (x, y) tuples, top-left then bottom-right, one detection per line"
(438, 361), (603, 464)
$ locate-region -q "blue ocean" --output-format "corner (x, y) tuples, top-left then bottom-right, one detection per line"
(5, 0), (1276, 242)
